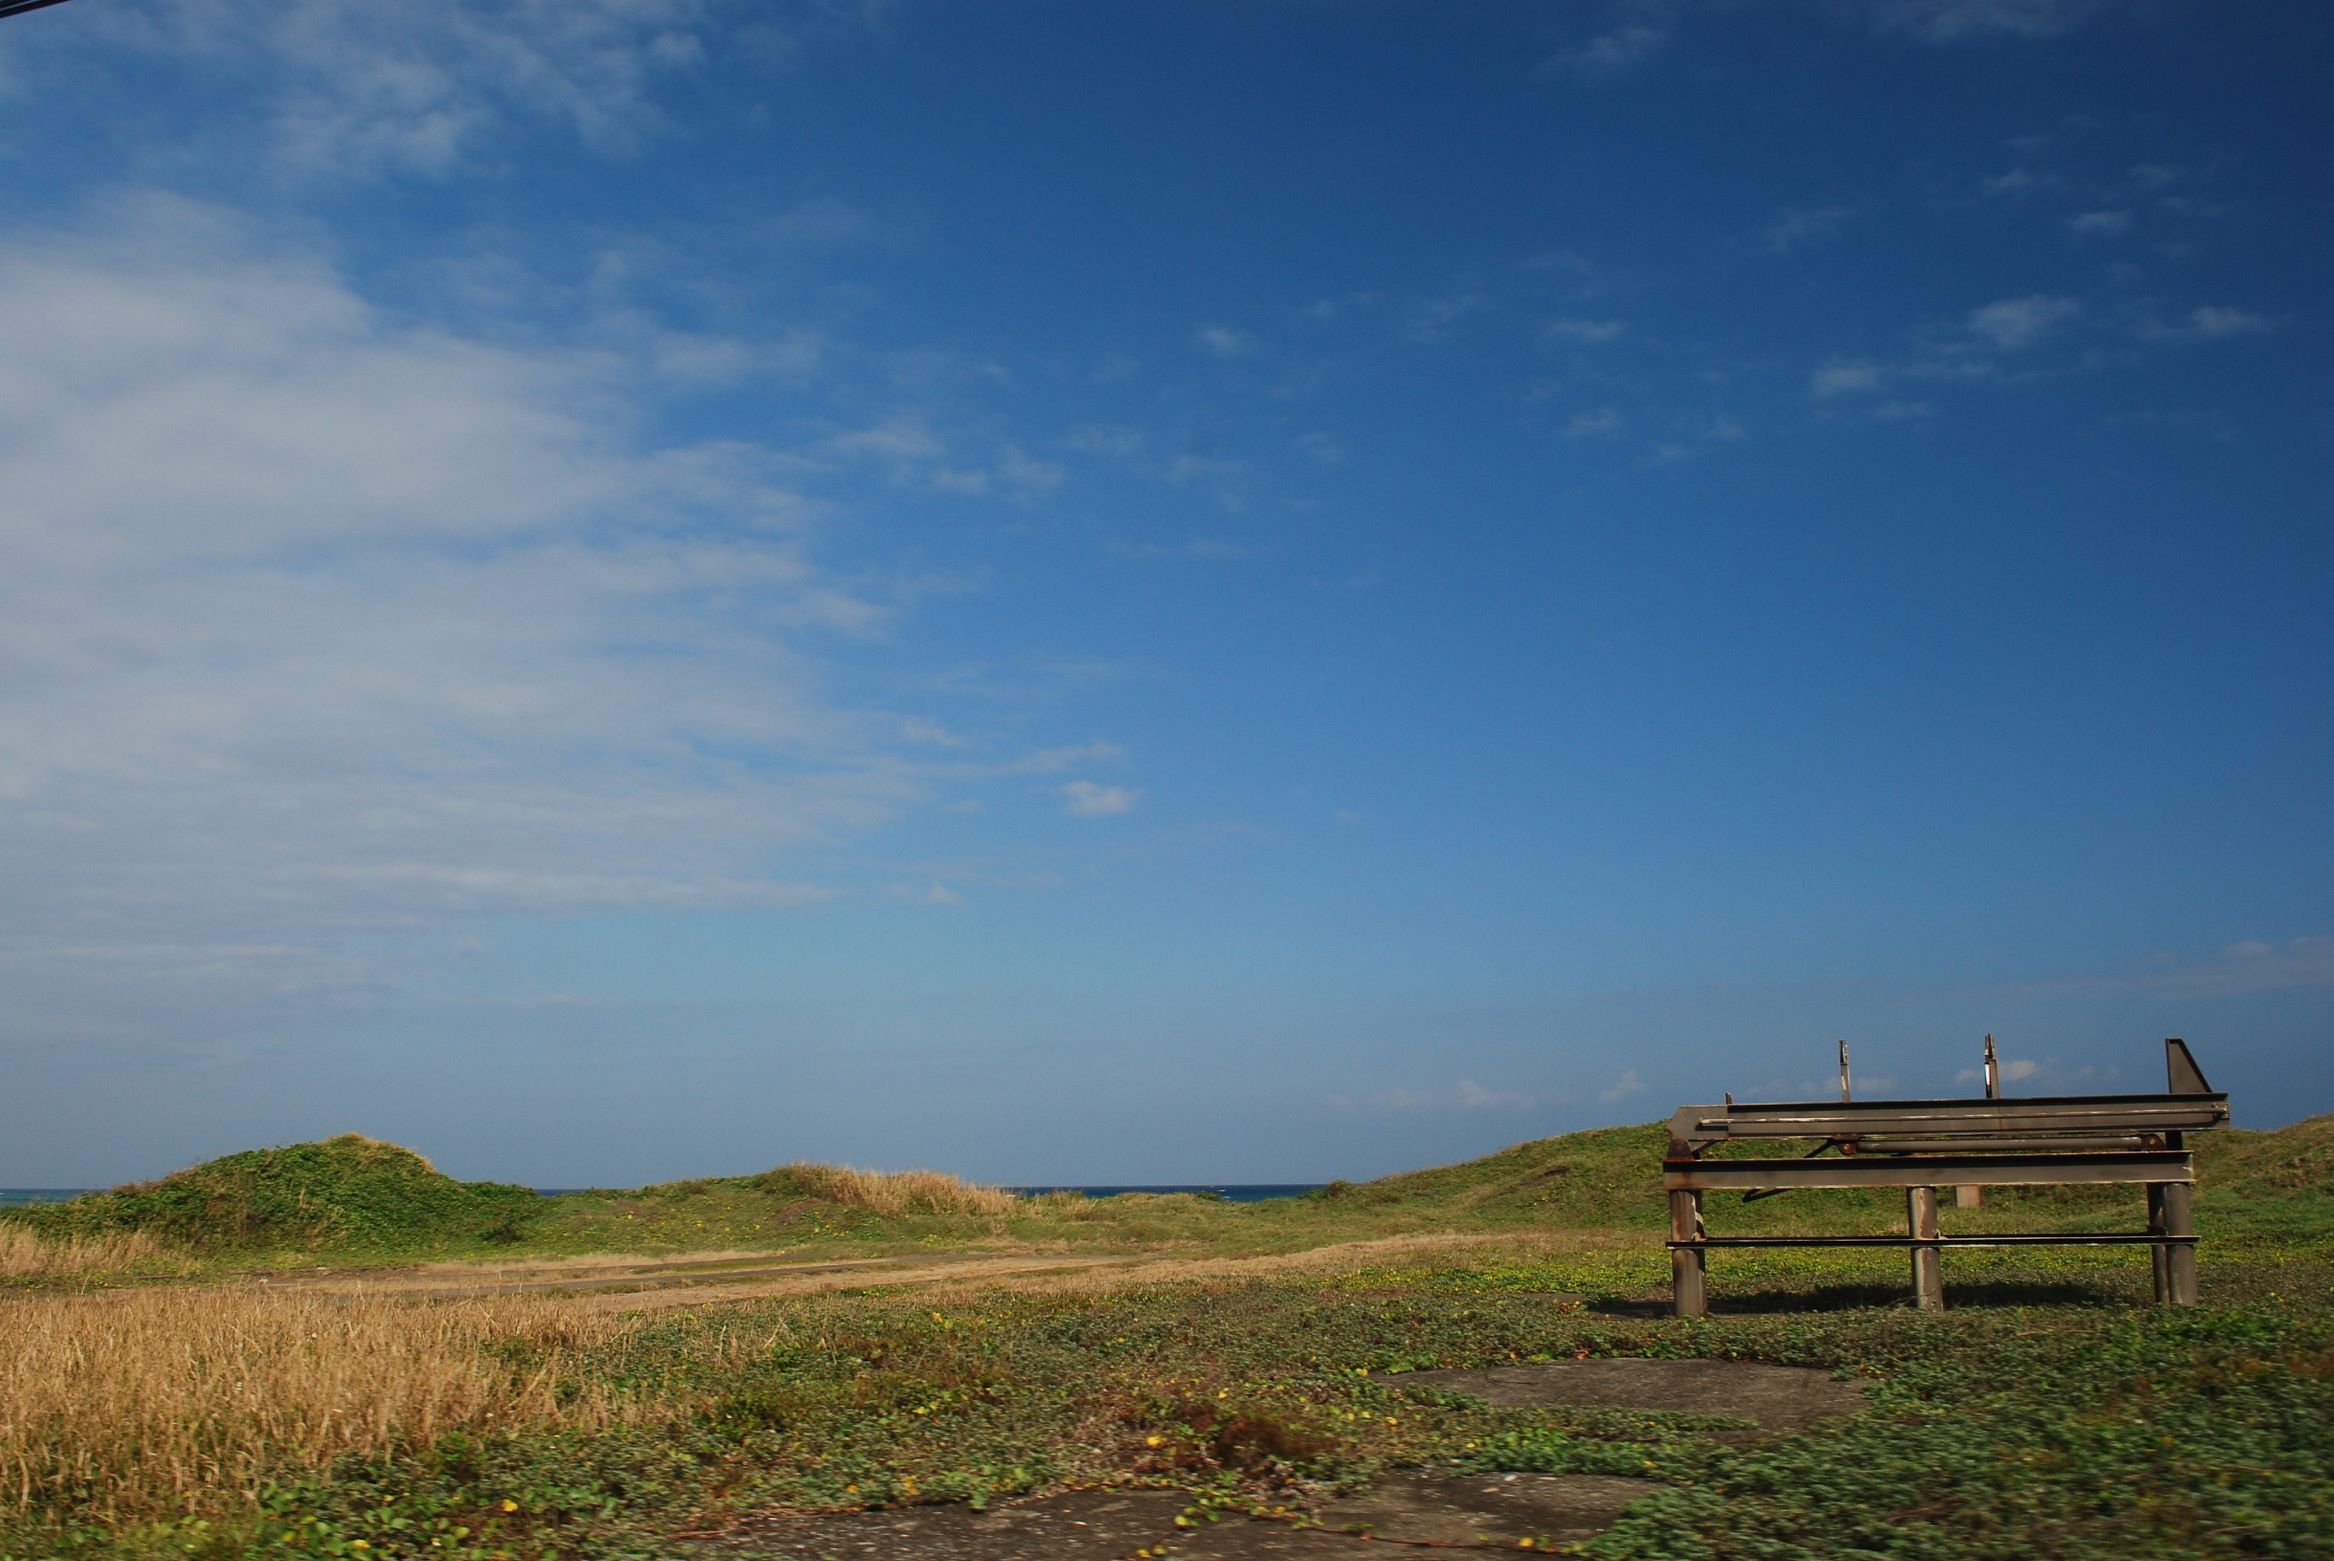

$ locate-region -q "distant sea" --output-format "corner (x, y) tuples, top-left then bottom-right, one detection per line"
(7, 1184), (1326, 1207)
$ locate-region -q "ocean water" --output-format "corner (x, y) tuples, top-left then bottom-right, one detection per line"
(0, 1189), (89, 1207)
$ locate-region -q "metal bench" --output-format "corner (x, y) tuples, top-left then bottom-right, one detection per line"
(1662, 1038), (2229, 1316)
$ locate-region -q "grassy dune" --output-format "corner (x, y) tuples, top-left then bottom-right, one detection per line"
(15, 1115), (2327, 1270)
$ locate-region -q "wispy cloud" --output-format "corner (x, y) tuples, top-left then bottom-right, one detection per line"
(1760, 203), (1859, 255)
(75, 0), (760, 181)
(2140, 305), (2276, 344)
(1565, 407), (1625, 439)
(1598, 1068), (1646, 1104)
(1060, 780), (1141, 818)
(1408, 289), (1488, 342)
(0, 192), (1103, 1060)
(1967, 293), (2082, 351)
(1868, 0), (2107, 44)
(1812, 359), (1884, 398)
(2066, 208), (2133, 236)
(1539, 2), (1674, 79)
(1349, 1080), (1541, 1111)
(1196, 324), (1252, 358)
(1545, 317), (1629, 345)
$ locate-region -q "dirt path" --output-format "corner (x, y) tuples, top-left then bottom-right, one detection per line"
(216, 1231), (1552, 1310)
(230, 1250), (1149, 1308)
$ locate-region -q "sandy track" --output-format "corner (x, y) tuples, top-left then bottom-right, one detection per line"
(210, 1230), (1581, 1311)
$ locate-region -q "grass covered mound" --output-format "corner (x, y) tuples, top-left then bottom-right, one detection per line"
(24, 1135), (545, 1254)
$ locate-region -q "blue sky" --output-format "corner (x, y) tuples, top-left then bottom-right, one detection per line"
(1, 0), (2327, 1187)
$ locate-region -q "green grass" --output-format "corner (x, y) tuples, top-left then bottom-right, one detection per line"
(12, 1135), (547, 1257)
(8, 1242), (2328, 1560)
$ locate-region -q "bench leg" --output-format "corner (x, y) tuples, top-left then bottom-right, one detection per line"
(1907, 1186), (1944, 1311)
(1670, 1190), (1706, 1319)
(2159, 1181), (2197, 1306)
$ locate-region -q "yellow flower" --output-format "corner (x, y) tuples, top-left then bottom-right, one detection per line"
(1145, 1434), (1163, 1448)
(500, 1499), (519, 1513)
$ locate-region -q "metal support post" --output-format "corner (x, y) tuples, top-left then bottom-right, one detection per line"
(2146, 1183), (2170, 1303)
(1908, 1186), (1944, 1310)
(1959, 1035), (1999, 1210)
(1670, 1189), (1706, 1319)
(2159, 1181), (2197, 1306)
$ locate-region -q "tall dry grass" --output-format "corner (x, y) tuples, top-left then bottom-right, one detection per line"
(0, 1289), (649, 1520)
(0, 1223), (183, 1281)
(780, 1163), (1023, 1218)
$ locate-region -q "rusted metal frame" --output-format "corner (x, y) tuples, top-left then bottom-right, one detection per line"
(2157, 1129), (2198, 1306)
(1668, 1189), (1706, 1319)
(1855, 1135), (2161, 1154)
(1907, 1186), (1944, 1310)
(1665, 1149), (2194, 1192)
(1674, 1097), (2229, 1145)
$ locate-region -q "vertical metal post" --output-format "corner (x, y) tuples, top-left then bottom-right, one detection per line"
(1838, 1039), (1852, 1102)
(1959, 1034), (1998, 1209)
(2146, 1183), (2171, 1303)
(1908, 1186), (1944, 1310)
(2159, 1181), (2197, 1306)
(1670, 1189), (1706, 1319)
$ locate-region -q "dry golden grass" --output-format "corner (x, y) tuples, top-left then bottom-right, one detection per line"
(0, 1223), (183, 1281)
(0, 1289), (650, 1520)
(779, 1162), (1023, 1218)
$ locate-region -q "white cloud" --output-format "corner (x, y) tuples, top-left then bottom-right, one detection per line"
(1598, 1068), (1645, 1105)
(1018, 740), (1127, 774)
(1408, 289), (1487, 342)
(1761, 203), (1858, 255)
(1967, 293), (2082, 351)
(0, 195), (1075, 1056)
(1542, 5), (1674, 79)
(1361, 1080), (1538, 1111)
(1196, 325), (1252, 358)
(1812, 359), (1883, 398)
(83, 0), (741, 180)
(2066, 209), (2133, 236)
(1114, 538), (1263, 562)
(995, 443), (1068, 499)
(1545, 317), (1628, 344)
(1980, 167), (2049, 198)
(2001, 1058), (2042, 1082)
(1060, 780), (1141, 818)
(1565, 408), (1624, 439)
(1868, 0), (2106, 44)
(2143, 305), (2275, 343)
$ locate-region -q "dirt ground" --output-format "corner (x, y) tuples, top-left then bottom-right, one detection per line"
(1392, 1355), (1868, 1438)
(716, 1473), (1660, 1558)
(226, 1232), (1547, 1310)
